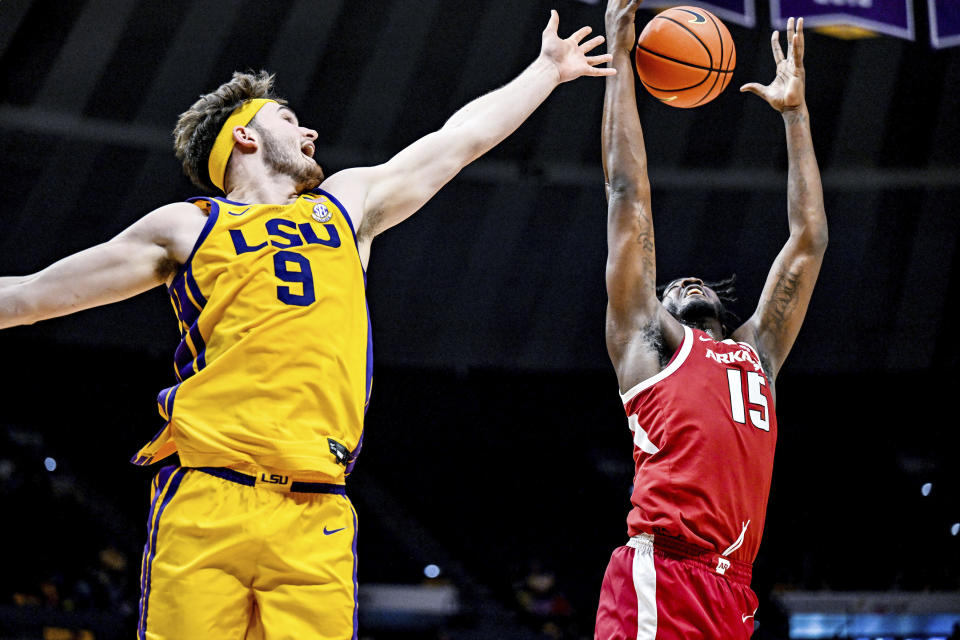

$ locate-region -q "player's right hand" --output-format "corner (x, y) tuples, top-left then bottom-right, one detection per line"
(605, 0), (642, 53)
(540, 10), (616, 83)
(740, 16), (807, 113)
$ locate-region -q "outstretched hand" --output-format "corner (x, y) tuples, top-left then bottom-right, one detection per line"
(541, 10), (616, 83)
(741, 16), (806, 112)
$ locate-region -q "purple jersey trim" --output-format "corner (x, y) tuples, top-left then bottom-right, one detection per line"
(211, 195), (249, 206)
(184, 266), (207, 307)
(311, 187), (371, 471)
(138, 467), (187, 639)
(350, 499), (359, 639)
(171, 198), (220, 288)
(311, 187), (358, 244)
(136, 466), (175, 627)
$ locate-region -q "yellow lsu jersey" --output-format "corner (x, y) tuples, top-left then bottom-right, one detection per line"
(132, 189), (371, 482)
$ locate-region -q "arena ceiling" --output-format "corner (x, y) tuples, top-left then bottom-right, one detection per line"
(0, 0), (958, 376)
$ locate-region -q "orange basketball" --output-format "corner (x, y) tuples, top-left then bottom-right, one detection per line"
(635, 6), (736, 108)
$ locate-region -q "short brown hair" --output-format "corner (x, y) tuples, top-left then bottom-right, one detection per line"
(172, 70), (286, 192)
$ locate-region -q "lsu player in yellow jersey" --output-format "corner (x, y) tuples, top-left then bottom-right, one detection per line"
(0, 12), (613, 640)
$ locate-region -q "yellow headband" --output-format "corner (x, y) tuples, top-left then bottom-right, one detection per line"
(207, 98), (277, 193)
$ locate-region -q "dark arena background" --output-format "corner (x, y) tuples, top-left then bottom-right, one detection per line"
(0, 0), (958, 639)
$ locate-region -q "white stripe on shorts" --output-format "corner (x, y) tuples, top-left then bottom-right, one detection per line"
(628, 534), (657, 640)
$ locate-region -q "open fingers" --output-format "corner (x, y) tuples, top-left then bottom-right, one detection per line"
(586, 53), (615, 67)
(569, 25), (593, 44)
(786, 17), (796, 60)
(586, 58), (618, 75)
(580, 34), (606, 53)
(544, 9), (559, 35)
(771, 30), (784, 64)
(794, 17), (805, 64)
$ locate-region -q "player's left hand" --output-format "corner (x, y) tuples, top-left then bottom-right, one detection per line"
(740, 16), (806, 112)
(540, 10), (616, 83)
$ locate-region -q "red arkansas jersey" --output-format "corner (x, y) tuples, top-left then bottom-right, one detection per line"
(621, 325), (777, 564)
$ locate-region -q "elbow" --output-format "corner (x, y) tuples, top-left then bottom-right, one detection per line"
(448, 129), (496, 167)
(809, 218), (828, 254)
(816, 226), (829, 253)
(606, 175), (650, 206)
(0, 285), (40, 328)
(793, 220), (828, 257)
(607, 175), (641, 200)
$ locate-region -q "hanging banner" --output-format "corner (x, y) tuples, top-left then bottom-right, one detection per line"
(770, 1), (914, 40)
(929, 0), (960, 49)
(643, 0), (756, 28)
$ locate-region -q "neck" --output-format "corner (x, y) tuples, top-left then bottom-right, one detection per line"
(683, 318), (724, 341)
(223, 161), (301, 205)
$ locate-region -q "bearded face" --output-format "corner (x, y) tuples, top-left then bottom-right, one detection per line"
(256, 123), (325, 191)
(660, 278), (725, 326)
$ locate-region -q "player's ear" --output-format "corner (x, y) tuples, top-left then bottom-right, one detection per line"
(232, 126), (258, 152)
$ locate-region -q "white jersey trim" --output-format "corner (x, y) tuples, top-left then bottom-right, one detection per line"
(736, 340), (768, 378)
(628, 534), (658, 640)
(628, 414), (660, 455)
(722, 520), (751, 557)
(619, 325), (694, 404)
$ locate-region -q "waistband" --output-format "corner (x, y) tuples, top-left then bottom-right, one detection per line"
(196, 467), (346, 495)
(627, 533), (752, 585)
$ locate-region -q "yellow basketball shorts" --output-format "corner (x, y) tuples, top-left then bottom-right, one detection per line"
(136, 466), (358, 640)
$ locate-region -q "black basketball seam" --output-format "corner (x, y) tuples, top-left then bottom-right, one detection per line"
(636, 45), (732, 73)
(692, 12), (725, 107)
(721, 19), (736, 92)
(724, 27), (736, 72)
(718, 33), (735, 95)
(654, 14), (714, 69)
(639, 75), (708, 94)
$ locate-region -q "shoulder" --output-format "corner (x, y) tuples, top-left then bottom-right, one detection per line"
(729, 321), (776, 381)
(608, 306), (686, 385)
(125, 201), (206, 240)
(618, 325), (694, 403)
(147, 200), (209, 223)
(135, 201), (210, 268)
(320, 169), (377, 216)
(318, 171), (378, 266)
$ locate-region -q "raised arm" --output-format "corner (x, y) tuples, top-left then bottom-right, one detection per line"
(0, 202), (204, 329)
(603, 0), (682, 388)
(321, 11), (613, 265)
(734, 18), (828, 380)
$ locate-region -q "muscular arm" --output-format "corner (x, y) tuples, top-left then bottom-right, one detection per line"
(321, 11), (613, 267)
(603, 0), (682, 389)
(734, 18), (828, 380)
(0, 202), (204, 329)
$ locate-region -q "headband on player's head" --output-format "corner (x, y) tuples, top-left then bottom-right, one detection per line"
(207, 98), (277, 193)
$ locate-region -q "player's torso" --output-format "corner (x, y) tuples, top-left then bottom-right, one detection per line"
(134, 189), (371, 480)
(622, 326), (777, 563)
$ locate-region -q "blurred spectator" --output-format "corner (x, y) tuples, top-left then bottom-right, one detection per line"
(514, 562), (575, 638)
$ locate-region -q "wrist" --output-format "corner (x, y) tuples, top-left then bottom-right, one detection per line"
(605, 21), (636, 45)
(533, 51), (563, 85)
(781, 103), (808, 123)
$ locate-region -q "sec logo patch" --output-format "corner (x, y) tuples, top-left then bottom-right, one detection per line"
(312, 203), (332, 223)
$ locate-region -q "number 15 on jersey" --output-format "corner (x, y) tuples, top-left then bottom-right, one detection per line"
(726, 369), (769, 431)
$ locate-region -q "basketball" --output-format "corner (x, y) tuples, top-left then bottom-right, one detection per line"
(635, 6), (736, 108)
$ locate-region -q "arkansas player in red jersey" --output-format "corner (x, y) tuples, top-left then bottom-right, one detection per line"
(596, 1), (828, 639)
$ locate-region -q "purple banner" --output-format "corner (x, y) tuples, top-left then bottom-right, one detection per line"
(929, 0), (960, 48)
(643, 0), (756, 27)
(771, 0), (914, 40)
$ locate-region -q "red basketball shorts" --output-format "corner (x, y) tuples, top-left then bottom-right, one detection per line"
(595, 533), (758, 640)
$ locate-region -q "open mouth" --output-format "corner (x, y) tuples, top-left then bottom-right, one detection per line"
(301, 142), (315, 159)
(684, 287), (704, 298)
